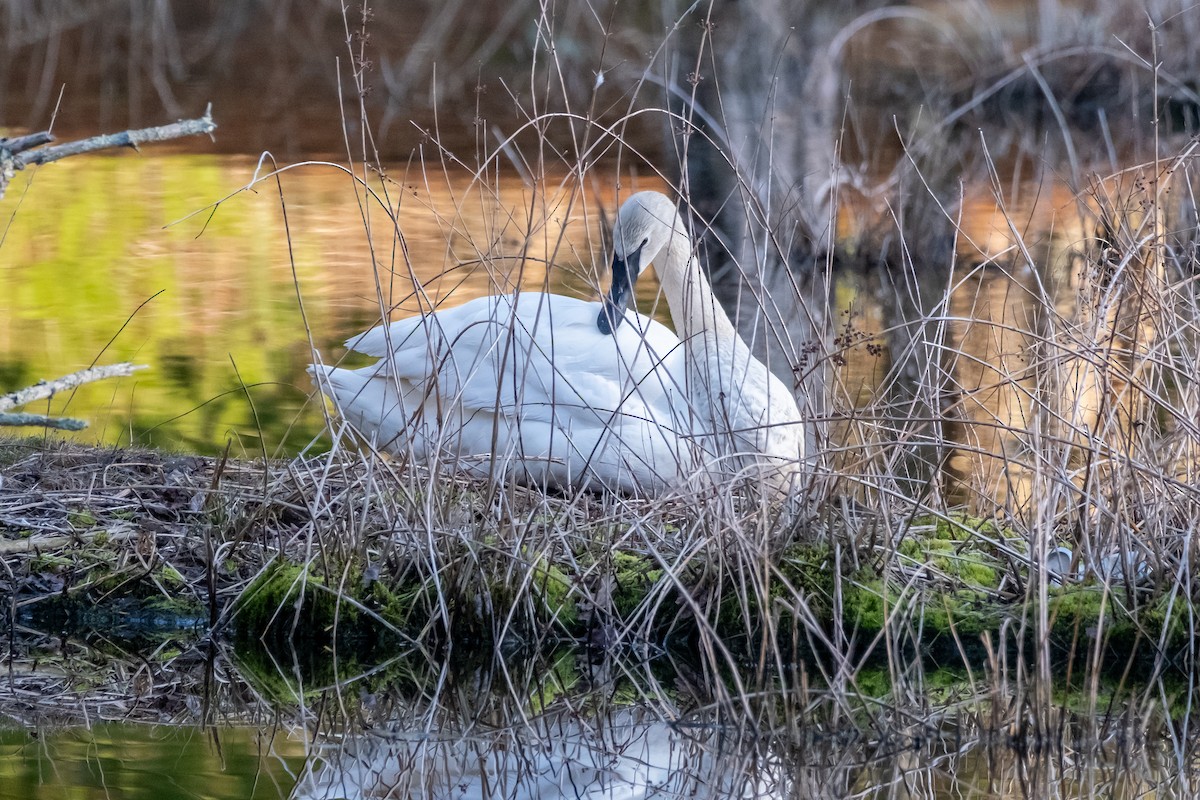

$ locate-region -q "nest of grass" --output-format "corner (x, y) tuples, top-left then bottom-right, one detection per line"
(3, 433), (1192, 682)
(0, 436), (843, 658)
(1, 437), (284, 622)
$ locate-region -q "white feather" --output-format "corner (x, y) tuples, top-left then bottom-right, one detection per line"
(310, 191), (805, 497)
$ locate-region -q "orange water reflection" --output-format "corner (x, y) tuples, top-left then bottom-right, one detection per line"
(0, 155), (667, 455)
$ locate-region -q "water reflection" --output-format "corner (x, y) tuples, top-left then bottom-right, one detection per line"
(0, 155), (668, 457)
(936, 175), (1170, 515)
(0, 723), (306, 800)
(240, 646), (1200, 800)
(2, 707), (1189, 800)
(293, 707), (780, 799)
(2, 630), (1198, 799)
(287, 708), (1196, 799)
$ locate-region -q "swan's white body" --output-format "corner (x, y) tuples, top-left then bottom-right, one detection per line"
(310, 292), (692, 493)
(310, 191), (805, 496)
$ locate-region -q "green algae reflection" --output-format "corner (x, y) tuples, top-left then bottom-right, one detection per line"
(1, 155), (355, 456)
(0, 723), (306, 800)
(1, 153), (651, 457)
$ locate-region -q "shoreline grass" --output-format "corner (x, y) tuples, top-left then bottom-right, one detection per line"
(2, 434), (1193, 680)
(5, 4), (1200, 772)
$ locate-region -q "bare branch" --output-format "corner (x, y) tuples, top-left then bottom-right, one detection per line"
(0, 412), (87, 431)
(0, 363), (148, 413)
(0, 104), (216, 198)
(17, 105), (217, 167)
(0, 526), (139, 555)
(0, 132), (55, 155)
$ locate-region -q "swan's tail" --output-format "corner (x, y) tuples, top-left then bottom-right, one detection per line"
(308, 362), (412, 455)
(307, 363), (366, 409)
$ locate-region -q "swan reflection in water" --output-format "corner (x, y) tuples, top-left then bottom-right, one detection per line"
(290, 706), (783, 800)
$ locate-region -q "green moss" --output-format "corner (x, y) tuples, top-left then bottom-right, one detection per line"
(528, 650), (581, 714)
(896, 538), (923, 561)
(155, 647), (182, 662)
(366, 577), (416, 631)
(610, 552), (663, 618)
(956, 561), (998, 588)
(923, 513), (1002, 542)
(843, 576), (1003, 638)
(1045, 585), (1200, 651)
(67, 508), (98, 528)
(533, 560), (576, 628)
(155, 565), (186, 588)
(144, 595), (204, 617)
(1142, 592), (1191, 645)
(83, 549), (132, 594)
(895, 515), (1013, 592)
(29, 553), (74, 572)
(703, 543), (834, 638)
(844, 577), (889, 631)
(775, 541), (836, 620)
(234, 560), (350, 641)
(351, 549), (584, 643)
(1046, 585), (1130, 643)
(1048, 585), (1106, 619)
(921, 588), (1005, 636)
(853, 664), (894, 698)
(851, 665), (981, 707)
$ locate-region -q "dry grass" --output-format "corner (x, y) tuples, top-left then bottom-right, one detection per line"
(7, 5), (1200, 795)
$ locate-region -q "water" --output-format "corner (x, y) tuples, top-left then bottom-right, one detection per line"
(4, 2), (1199, 797)
(2, 643), (1193, 800)
(1, 155), (668, 457)
(0, 724), (306, 800)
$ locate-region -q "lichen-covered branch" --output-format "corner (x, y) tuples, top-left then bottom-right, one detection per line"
(0, 363), (148, 430)
(0, 363), (147, 412)
(0, 104), (216, 198)
(0, 131), (54, 155)
(0, 412), (87, 431)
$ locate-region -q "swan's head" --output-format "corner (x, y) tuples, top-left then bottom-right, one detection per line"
(598, 191), (682, 334)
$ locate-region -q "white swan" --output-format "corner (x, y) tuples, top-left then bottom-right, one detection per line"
(310, 289), (688, 494)
(600, 191), (805, 495)
(309, 191), (804, 496)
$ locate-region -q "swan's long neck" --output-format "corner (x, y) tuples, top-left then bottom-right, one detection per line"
(655, 229), (738, 349)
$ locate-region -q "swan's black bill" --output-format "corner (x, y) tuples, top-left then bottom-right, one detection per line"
(597, 245), (642, 334)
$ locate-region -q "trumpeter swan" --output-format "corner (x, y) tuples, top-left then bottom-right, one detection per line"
(309, 191), (804, 496)
(600, 191), (805, 495)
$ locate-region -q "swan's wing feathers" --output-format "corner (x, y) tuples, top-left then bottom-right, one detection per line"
(344, 295), (508, 358)
(344, 316), (421, 357)
(317, 290), (698, 493)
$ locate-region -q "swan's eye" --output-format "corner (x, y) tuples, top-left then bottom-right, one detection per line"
(641, 237), (648, 248)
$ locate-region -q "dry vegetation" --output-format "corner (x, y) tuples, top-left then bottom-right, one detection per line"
(6, 2), (1200, 791)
